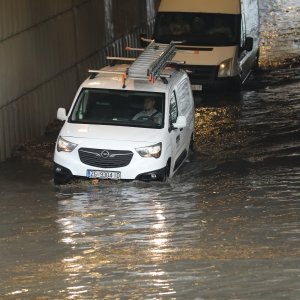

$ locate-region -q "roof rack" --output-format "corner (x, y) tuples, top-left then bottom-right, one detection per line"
(125, 40), (176, 84)
(88, 41), (183, 87)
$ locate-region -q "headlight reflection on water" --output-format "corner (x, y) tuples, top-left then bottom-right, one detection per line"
(149, 202), (171, 258)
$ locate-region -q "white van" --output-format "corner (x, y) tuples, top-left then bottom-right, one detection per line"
(53, 43), (195, 184)
(152, 0), (260, 90)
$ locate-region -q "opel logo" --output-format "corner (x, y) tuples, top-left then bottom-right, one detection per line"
(101, 150), (110, 158)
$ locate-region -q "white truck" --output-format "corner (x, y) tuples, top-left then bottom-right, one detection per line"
(152, 0), (260, 90)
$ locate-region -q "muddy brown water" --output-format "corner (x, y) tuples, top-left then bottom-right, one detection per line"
(1, 1), (300, 299)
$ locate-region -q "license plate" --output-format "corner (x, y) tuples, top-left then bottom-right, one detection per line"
(191, 84), (202, 91)
(87, 170), (121, 180)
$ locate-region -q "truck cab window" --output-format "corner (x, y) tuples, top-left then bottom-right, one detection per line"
(154, 12), (240, 46)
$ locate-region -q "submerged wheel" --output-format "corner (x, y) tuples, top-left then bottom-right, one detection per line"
(189, 133), (195, 152)
(231, 76), (242, 91)
(53, 175), (71, 185)
(160, 162), (170, 182)
(253, 50), (260, 71)
(54, 177), (64, 185)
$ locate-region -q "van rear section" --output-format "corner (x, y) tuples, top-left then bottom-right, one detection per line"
(153, 0), (260, 91)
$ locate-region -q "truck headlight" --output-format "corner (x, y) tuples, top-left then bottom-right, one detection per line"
(57, 136), (78, 152)
(218, 58), (232, 77)
(136, 143), (162, 159)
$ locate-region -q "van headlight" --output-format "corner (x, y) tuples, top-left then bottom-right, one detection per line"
(57, 136), (78, 152)
(218, 58), (232, 77)
(136, 143), (162, 159)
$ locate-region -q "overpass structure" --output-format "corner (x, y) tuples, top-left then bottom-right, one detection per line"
(0, 0), (157, 162)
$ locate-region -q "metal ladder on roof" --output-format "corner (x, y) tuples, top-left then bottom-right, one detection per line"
(88, 40), (179, 87)
(125, 40), (176, 84)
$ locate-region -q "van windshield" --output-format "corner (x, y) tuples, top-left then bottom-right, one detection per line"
(69, 89), (165, 129)
(154, 12), (240, 46)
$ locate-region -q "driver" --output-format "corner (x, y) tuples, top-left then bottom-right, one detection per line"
(133, 97), (162, 125)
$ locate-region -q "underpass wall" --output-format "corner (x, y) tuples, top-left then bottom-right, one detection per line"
(0, 0), (156, 162)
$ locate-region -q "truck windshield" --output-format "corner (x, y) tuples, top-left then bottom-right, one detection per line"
(154, 12), (240, 46)
(69, 89), (165, 129)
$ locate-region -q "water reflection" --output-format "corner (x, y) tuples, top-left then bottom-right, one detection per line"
(259, 0), (300, 68)
(53, 161), (300, 298)
(149, 201), (170, 261)
(56, 186), (179, 298)
(193, 91), (253, 167)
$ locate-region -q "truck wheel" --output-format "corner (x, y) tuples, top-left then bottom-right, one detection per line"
(254, 50), (260, 70)
(231, 77), (242, 91)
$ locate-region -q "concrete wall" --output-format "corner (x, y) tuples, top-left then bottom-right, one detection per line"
(0, 0), (156, 162)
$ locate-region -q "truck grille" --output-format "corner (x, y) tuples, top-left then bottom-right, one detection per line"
(185, 65), (219, 81)
(78, 148), (133, 168)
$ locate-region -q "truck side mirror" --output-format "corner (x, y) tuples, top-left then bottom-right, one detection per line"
(57, 108), (67, 121)
(244, 37), (253, 52)
(172, 116), (187, 129)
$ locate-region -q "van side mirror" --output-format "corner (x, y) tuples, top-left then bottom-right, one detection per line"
(244, 37), (253, 52)
(172, 116), (187, 129)
(57, 108), (67, 121)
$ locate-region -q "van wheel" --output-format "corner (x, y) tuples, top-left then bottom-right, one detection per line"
(160, 162), (170, 182)
(54, 176), (70, 185)
(189, 133), (195, 152)
(54, 178), (64, 185)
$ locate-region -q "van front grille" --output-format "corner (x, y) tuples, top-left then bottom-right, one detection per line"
(78, 148), (133, 168)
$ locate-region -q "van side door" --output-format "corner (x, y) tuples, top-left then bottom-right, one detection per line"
(169, 90), (186, 173)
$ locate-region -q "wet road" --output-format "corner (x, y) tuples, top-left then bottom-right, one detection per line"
(1, 1), (300, 299)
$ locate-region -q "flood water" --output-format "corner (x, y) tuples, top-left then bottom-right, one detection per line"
(1, 1), (300, 299)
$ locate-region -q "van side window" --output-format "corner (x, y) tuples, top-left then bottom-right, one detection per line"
(169, 91), (178, 124)
(177, 79), (191, 116)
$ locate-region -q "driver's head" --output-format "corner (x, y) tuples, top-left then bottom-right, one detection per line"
(144, 97), (155, 111)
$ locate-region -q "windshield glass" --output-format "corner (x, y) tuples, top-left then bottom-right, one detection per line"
(154, 12), (240, 46)
(69, 89), (165, 129)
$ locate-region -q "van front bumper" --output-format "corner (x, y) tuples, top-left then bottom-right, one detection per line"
(53, 162), (166, 184)
(190, 75), (241, 91)
(53, 163), (73, 184)
(135, 167), (166, 181)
